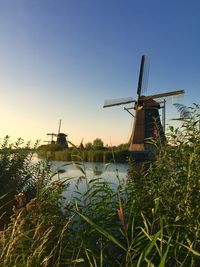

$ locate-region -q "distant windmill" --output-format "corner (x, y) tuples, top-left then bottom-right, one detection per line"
(46, 120), (68, 148)
(56, 119), (68, 148)
(103, 55), (185, 161)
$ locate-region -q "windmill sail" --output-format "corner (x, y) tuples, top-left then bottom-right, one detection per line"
(137, 55), (146, 98)
(137, 55), (149, 98)
(58, 119), (62, 135)
(141, 89), (185, 100)
(103, 97), (135, 108)
(141, 55), (150, 95)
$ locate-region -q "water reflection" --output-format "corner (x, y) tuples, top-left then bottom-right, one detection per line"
(50, 161), (128, 199)
(51, 161), (127, 181)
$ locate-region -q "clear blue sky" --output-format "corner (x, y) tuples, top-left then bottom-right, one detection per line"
(0, 0), (200, 146)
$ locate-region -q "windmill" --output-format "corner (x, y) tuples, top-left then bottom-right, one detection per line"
(56, 119), (68, 148)
(46, 120), (68, 148)
(103, 55), (185, 161)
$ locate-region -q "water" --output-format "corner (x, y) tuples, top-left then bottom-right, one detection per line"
(49, 161), (128, 199)
(50, 161), (127, 180)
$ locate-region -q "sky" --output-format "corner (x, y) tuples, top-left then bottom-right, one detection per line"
(0, 0), (200, 146)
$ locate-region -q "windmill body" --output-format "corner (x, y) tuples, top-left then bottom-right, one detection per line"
(129, 99), (165, 160)
(56, 120), (68, 148)
(57, 133), (68, 147)
(103, 55), (184, 161)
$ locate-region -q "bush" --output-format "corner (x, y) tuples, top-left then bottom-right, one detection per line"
(0, 137), (49, 229)
(114, 149), (129, 163)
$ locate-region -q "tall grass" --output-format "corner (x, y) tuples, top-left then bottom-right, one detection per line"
(0, 104), (200, 266)
(37, 147), (129, 163)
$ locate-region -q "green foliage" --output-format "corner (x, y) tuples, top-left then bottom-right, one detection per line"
(116, 143), (129, 150)
(54, 150), (72, 161)
(69, 104), (200, 266)
(114, 149), (130, 163)
(37, 143), (66, 160)
(0, 137), (51, 229)
(92, 138), (104, 149)
(124, 104), (200, 265)
(0, 179), (71, 267)
(37, 138), (130, 163)
(37, 147), (129, 163)
(85, 142), (93, 150)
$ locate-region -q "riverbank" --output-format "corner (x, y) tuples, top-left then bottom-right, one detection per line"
(37, 145), (130, 163)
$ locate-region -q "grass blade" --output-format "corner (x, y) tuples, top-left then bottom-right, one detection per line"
(77, 211), (126, 251)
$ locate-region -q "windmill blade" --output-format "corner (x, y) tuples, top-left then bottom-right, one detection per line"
(137, 55), (146, 98)
(58, 119), (62, 135)
(141, 55), (150, 95)
(141, 89), (185, 100)
(103, 97), (136, 108)
(47, 133), (57, 136)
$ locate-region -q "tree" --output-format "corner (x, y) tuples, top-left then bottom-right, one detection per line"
(117, 143), (129, 150)
(93, 138), (104, 149)
(85, 142), (93, 150)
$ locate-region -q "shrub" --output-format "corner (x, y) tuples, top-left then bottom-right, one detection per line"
(0, 137), (48, 229)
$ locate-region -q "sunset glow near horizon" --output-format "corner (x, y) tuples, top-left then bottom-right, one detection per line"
(0, 1), (200, 146)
